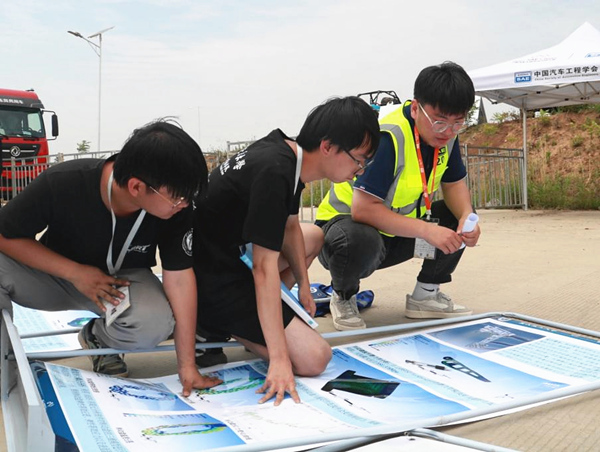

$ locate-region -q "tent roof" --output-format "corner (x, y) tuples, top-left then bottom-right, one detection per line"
(469, 22), (600, 110)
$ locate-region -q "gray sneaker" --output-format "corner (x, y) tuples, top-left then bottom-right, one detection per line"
(405, 292), (472, 319)
(330, 290), (366, 331)
(78, 319), (128, 377)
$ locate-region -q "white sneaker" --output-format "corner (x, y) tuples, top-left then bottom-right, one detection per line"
(405, 291), (472, 319)
(330, 290), (366, 331)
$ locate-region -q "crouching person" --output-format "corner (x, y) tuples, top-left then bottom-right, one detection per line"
(0, 120), (220, 396)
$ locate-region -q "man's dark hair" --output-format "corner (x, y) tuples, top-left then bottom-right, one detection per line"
(113, 119), (207, 202)
(296, 96), (380, 157)
(414, 61), (475, 116)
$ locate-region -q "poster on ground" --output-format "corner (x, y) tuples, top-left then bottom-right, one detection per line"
(13, 303), (98, 353)
(33, 316), (600, 451)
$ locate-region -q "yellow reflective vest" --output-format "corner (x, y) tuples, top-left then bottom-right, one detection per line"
(316, 101), (455, 235)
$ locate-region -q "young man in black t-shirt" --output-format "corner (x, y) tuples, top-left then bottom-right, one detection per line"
(194, 97), (380, 405)
(0, 121), (220, 395)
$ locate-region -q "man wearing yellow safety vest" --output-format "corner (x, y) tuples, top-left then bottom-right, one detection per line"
(316, 62), (481, 331)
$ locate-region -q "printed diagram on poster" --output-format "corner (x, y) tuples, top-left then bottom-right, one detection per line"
(33, 316), (600, 451)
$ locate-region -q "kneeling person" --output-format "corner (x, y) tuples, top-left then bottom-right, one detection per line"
(194, 96), (380, 405)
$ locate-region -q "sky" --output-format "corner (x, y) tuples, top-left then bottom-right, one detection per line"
(3, 0), (600, 155)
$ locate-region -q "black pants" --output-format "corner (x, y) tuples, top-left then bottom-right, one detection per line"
(318, 200), (465, 296)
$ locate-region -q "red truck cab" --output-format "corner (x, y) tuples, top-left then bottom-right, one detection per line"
(0, 88), (59, 201)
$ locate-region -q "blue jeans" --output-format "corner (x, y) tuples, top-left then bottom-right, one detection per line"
(317, 200), (465, 297)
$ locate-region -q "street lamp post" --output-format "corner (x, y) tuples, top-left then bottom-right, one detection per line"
(68, 26), (114, 151)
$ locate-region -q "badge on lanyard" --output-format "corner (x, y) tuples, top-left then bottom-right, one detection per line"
(105, 171), (146, 326)
(414, 216), (439, 260)
(413, 126), (439, 260)
(104, 286), (130, 326)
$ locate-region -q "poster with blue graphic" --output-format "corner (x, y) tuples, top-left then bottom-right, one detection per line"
(35, 317), (600, 451)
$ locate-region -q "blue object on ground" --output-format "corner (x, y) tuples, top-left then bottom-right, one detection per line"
(294, 283), (374, 317)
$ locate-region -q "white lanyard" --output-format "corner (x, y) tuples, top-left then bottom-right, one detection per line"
(106, 172), (147, 276)
(294, 146), (303, 195)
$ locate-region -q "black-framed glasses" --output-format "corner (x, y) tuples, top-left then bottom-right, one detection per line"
(343, 150), (374, 173)
(418, 103), (467, 134)
(148, 185), (186, 209)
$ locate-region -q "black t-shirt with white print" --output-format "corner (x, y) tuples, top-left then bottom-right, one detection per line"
(193, 129), (304, 321)
(0, 156), (193, 272)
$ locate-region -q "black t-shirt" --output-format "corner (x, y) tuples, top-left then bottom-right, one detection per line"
(194, 129), (304, 273)
(194, 129), (303, 328)
(0, 157), (193, 272)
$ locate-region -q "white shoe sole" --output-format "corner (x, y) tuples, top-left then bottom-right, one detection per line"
(330, 303), (366, 331)
(332, 318), (367, 331)
(405, 309), (473, 319)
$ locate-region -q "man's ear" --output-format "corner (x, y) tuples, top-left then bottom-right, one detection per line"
(127, 177), (146, 198)
(320, 139), (333, 156)
(410, 99), (419, 120)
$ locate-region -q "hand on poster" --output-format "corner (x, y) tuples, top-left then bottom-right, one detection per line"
(257, 359), (300, 406)
(179, 364), (222, 397)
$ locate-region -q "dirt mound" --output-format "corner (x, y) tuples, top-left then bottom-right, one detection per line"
(461, 108), (600, 200)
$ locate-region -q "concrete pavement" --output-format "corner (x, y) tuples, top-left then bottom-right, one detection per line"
(2, 209), (600, 451)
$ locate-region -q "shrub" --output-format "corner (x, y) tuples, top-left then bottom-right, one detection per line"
(583, 118), (600, 137)
(482, 123), (499, 136)
(539, 111), (552, 127)
(492, 110), (520, 123)
(557, 104), (600, 114)
(571, 135), (584, 148)
(528, 174), (600, 209)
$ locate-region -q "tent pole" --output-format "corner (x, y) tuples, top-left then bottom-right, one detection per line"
(521, 106), (528, 210)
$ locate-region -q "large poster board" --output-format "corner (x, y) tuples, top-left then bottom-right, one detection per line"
(33, 316), (600, 451)
(13, 303), (97, 353)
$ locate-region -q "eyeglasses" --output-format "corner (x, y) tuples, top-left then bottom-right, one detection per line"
(418, 103), (467, 134)
(343, 150), (374, 173)
(148, 186), (186, 209)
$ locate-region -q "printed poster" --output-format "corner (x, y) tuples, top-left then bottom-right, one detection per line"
(34, 316), (600, 451)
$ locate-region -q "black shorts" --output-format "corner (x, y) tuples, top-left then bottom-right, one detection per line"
(196, 265), (297, 346)
(224, 302), (296, 346)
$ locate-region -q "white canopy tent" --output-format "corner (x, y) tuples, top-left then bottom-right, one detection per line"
(468, 22), (600, 209)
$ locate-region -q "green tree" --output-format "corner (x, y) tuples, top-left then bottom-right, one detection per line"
(77, 140), (91, 153)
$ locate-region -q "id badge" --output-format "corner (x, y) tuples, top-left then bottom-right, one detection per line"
(103, 286), (131, 327)
(414, 217), (439, 260)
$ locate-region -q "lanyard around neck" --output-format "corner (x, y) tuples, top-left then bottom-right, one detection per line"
(294, 146), (303, 195)
(106, 171), (147, 276)
(414, 126), (439, 218)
